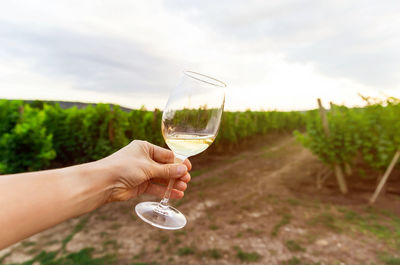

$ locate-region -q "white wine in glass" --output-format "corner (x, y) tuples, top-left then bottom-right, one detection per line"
(135, 71), (226, 230)
(164, 133), (215, 158)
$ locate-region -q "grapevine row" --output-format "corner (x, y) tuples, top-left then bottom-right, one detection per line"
(295, 97), (400, 196)
(0, 100), (306, 174)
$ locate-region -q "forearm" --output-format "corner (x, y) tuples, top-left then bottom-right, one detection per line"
(0, 160), (114, 249)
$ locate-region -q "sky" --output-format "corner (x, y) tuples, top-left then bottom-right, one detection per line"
(1, 0), (400, 111)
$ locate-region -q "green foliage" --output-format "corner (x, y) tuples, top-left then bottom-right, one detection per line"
(296, 97), (400, 172)
(0, 100), (23, 136)
(0, 105), (55, 173)
(216, 110), (305, 147)
(0, 100), (306, 173)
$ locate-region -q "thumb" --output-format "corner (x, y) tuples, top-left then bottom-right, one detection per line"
(152, 163), (188, 180)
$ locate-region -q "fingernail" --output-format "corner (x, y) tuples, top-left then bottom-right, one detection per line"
(177, 165), (187, 175)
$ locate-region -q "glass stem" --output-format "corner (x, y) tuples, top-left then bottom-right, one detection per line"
(160, 155), (185, 206)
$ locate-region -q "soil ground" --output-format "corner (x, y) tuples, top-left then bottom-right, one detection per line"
(1, 135), (400, 265)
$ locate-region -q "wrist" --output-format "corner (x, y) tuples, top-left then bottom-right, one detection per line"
(91, 158), (119, 186)
(73, 160), (117, 213)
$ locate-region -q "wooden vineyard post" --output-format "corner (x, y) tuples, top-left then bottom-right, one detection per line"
(318, 99), (330, 137)
(344, 163), (353, 176)
(330, 101), (352, 176)
(369, 150), (400, 205)
(317, 98), (348, 194)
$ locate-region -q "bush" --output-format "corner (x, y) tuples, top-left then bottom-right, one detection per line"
(0, 105), (55, 173)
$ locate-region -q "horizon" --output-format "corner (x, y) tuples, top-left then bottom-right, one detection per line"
(3, 95), (398, 113)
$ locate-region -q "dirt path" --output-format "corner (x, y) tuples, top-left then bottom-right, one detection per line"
(1, 135), (399, 265)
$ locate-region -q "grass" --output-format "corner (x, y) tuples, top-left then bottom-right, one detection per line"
(190, 169), (206, 177)
(209, 224), (219, 230)
(99, 231), (109, 238)
(0, 252), (12, 264)
(20, 241), (36, 248)
(2, 215), (115, 265)
(61, 216), (90, 251)
(3, 248), (114, 265)
(285, 240), (305, 252)
(245, 228), (263, 236)
(271, 213), (291, 237)
(202, 248), (222, 259)
(285, 257), (321, 265)
(287, 198), (301, 206)
(103, 239), (119, 250)
(131, 263), (159, 265)
(131, 262), (160, 265)
(379, 252), (400, 265)
(1, 215), (118, 265)
(308, 212), (341, 232)
(133, 247), (147, 260)
(158, 234), (169, 244)
(235, 247), (261, 262)
(173, 230), (187, 236)
(286, 257), (301, 265)
(338, 208), (400, 249)
(177, 247), (195, 256)
(44, 240), (59, 246)
(109, 223), (122, 230)
(27, 248), (40, 255)
(131, 261), (160, 265)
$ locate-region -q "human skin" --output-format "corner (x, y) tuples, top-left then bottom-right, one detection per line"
(0, 140), (191, 249)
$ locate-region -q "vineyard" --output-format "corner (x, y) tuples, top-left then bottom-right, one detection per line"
(1, 98), (400, 265)
(1, 97), (400, 200)
(295, 97), (400, 202)
(0, 100), (305, 174)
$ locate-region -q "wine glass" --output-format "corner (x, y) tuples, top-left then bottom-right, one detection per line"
(135, 71), (226, 230)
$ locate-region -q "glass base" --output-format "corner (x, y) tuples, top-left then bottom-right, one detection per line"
(135, 201), (187, 230)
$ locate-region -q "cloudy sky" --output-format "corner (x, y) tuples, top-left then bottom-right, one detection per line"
(1, 0), (399, 110)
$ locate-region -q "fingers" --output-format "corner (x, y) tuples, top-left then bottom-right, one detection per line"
(151, 179), (188, 191)
(145, 183), (184, 199)
(152, 173), (191, 185)
(152, 163), (188, 180)
(173, 180), (188, 191)
(148, 143), (175, 164)
(183, 159), (192, 171)
(147, 142), (192, 171)
(180, 173), (191, 183)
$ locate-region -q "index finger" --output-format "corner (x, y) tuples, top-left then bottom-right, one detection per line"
(149, 143), (192, 170)
(149, 143), (175, 163)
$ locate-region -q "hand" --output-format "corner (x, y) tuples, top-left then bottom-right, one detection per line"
(102, 140), (191, 203)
